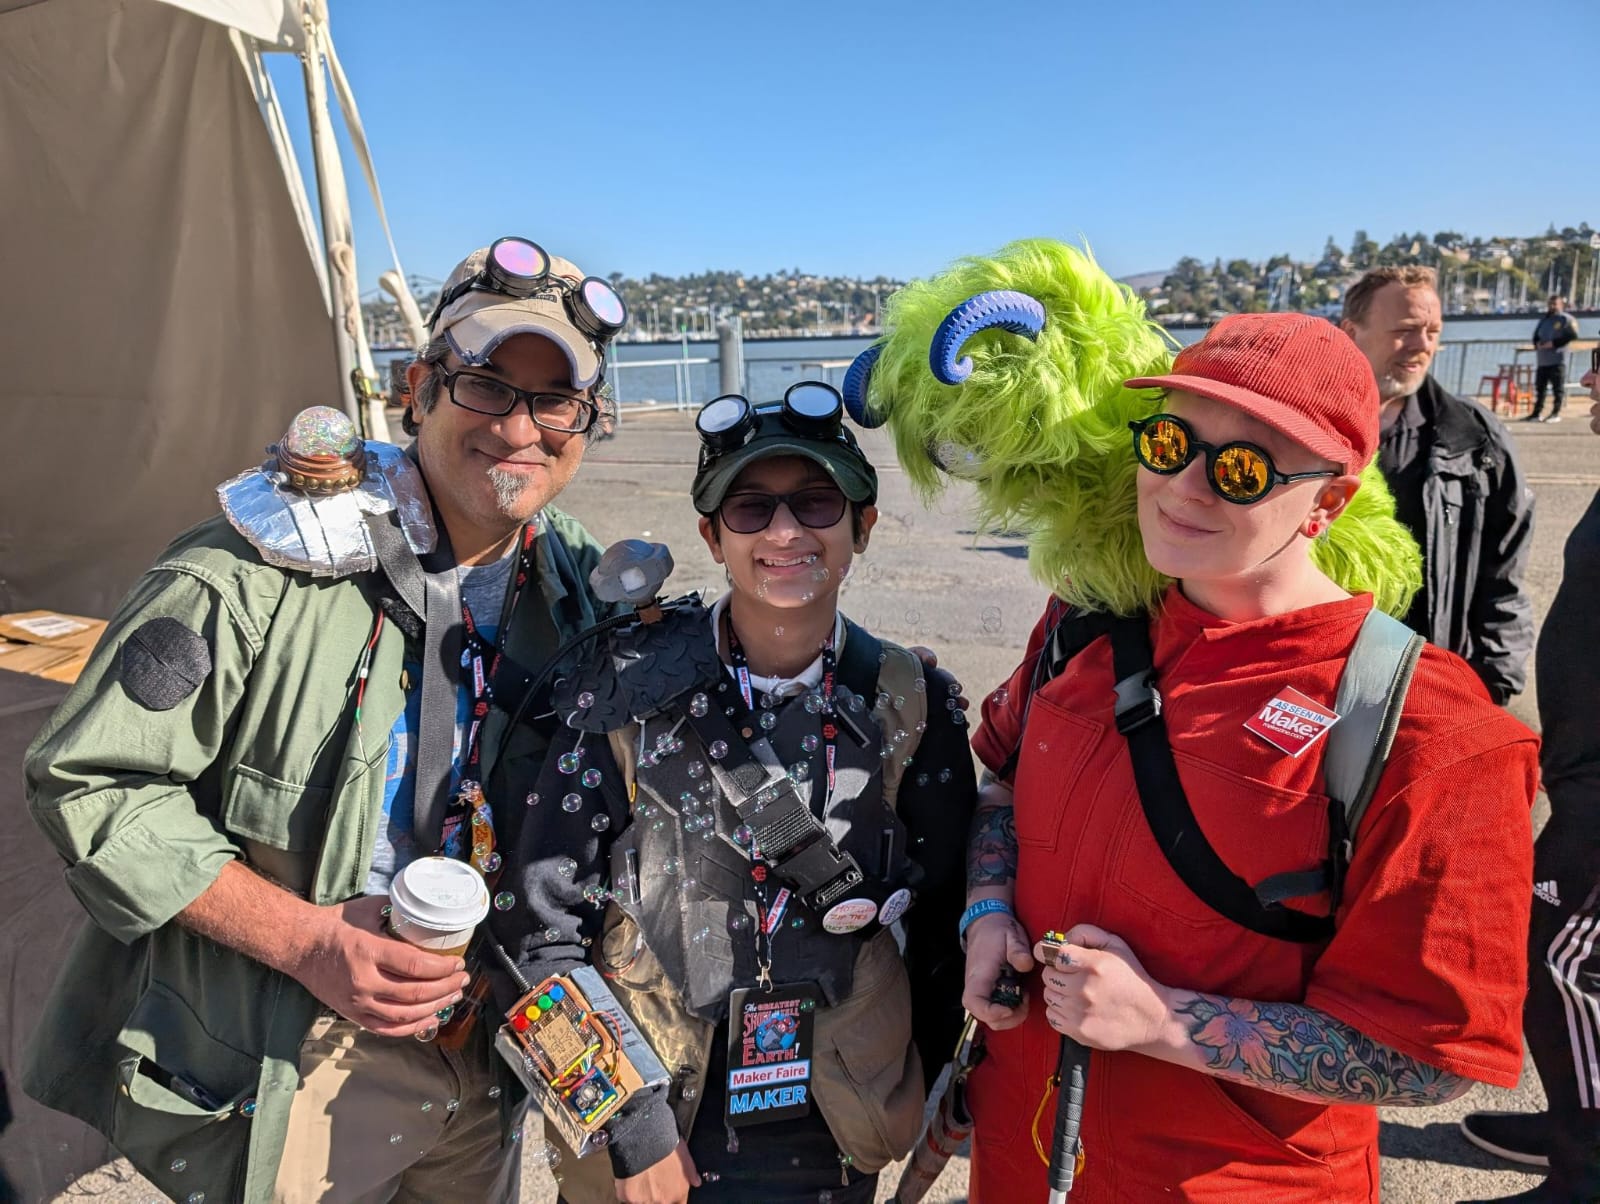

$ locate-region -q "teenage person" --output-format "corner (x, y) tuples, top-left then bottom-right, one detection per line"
(494, 383), (975, 1203)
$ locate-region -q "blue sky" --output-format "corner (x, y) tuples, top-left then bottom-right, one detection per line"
(273, 0), (1599, 292)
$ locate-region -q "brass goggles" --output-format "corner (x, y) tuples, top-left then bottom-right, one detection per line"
(1130, 413), (1335, 504)
(427, 236), (628, 343)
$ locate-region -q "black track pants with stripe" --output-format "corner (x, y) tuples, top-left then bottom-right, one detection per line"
(1527, 808), (1600, 1192)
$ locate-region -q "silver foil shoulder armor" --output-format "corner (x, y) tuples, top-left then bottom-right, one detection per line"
(217, 407), (436, 578)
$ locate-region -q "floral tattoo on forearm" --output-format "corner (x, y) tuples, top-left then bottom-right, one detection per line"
(1175, 994), (1468, 1106)
(967, 804), (1018, 890)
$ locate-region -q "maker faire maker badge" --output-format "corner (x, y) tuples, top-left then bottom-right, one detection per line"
(1243, 686), (1340, 757)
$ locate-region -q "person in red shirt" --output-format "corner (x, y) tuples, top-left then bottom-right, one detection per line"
(959, 313), (1539, 1203)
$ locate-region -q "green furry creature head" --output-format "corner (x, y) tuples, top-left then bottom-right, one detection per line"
(843, 238), (1420, 617)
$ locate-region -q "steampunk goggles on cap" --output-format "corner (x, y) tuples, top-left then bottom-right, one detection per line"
(427, 236), (629, 344)
(695, 381), (847, 453)
(1130, 413), (1336, 505)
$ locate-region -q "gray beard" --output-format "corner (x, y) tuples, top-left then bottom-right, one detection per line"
(1376, 371), (1415, 402)
(487, 467), (530, 514)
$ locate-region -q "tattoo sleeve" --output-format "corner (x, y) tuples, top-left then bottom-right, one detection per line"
(1173, 993), (1469, 1107)
(966, 802), (1018, 890)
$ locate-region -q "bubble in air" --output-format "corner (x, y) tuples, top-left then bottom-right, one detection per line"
(759, 711), (778, 731)
(582, 768), (602, 789)
(689, 693), (710, 717)
(687, 760), (706, 779)
(576, 691), (596, 709)
(728, 913), (752, 933)
(525, 791), (541, 807)
(556, 857), (578, 878)
(170, 1159), (187, 1174)
(710, 740), (729, 759)
(557, 752), (580, 775)
(389, 1134), (403, 1145)
(591, 813), (610, 832)
(938, 768), (952, 783)
(733, 824), (753, 847)
(447, 1098), (460, 1112)
(493, 891), (516, 910)
(488, 1086), (503, 1099)
(801, 733), (820, 752)
(562, 793), (583, 812)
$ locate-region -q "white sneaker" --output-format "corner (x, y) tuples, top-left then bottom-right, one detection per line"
(1546, 415), (1563, 423)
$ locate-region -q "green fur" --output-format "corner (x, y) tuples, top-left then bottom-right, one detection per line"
(859, 238), (1421, 617)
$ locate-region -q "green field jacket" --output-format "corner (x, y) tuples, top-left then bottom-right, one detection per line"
(21, 505), (606, 1204)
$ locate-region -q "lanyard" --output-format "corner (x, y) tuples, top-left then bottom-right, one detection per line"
(748, 855), (791, 991)
(458, 523), (538, 776)
(723, 616), (840, 795)
(440, 522), (538, 867)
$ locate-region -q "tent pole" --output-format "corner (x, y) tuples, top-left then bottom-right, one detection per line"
(298, 21), (360, 425)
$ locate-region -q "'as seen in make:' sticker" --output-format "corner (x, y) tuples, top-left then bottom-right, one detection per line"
(1243, 686), (1340, 757)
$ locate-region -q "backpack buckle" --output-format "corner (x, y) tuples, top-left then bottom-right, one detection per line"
(1113, 671), (1162, 734)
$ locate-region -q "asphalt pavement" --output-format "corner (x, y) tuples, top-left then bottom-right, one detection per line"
(50, 403), (1598, 1203)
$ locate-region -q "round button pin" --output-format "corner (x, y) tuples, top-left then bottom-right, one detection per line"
(822, 898), (878, 934)
(877, 888), (912, 926)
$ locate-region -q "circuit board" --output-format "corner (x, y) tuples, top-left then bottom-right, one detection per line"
(504, 977), (625, 1129)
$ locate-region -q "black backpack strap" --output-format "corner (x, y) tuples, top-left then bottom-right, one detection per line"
(1108, 615), (1334, 945)
(836, 617), (884, 701)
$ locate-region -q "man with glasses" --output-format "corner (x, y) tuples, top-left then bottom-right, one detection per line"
(1340, 265), (1535, 705)
(22, 238), (626, 1203)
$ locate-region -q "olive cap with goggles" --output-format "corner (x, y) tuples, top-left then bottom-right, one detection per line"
(691, 382), (878, 515)
(429, 237), (628, 390)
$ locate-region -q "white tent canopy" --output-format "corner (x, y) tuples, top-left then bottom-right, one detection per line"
(0, 0), (417, 618)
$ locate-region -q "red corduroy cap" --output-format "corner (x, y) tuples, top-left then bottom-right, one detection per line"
(1125, 313), (1379, 470)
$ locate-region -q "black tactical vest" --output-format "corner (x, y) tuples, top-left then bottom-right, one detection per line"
(606, 652), (913, 1022)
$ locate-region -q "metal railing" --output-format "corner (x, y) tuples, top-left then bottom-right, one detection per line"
(1432, 340), (1594, 399)
(608, 336), (1594, 416)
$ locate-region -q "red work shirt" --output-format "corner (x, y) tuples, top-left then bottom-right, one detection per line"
(967, 588), (1537, 1203)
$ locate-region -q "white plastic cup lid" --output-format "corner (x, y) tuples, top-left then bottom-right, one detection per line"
(389, 856), (490, 932)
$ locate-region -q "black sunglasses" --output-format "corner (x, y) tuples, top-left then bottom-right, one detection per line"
(717, 486), (848, 535)
(439, 368), (596, 434)
(1129, 414), (1335, 504)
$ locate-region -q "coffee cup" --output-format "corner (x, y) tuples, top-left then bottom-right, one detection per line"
(387, 856), (489, 958)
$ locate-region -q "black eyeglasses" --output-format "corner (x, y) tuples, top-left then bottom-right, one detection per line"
(1129, 414), (1335, 504)
(439, 368), (597, 434)
(717, 486), (848, 534)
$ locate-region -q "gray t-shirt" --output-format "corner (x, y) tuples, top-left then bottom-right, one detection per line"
(365, 546), (517, 893)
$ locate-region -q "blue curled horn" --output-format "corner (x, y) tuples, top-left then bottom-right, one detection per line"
(841, 343), (886, 428)
(929, 290), (1046, 384)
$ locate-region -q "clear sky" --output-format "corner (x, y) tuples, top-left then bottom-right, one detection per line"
(272, 0), (1599, 292)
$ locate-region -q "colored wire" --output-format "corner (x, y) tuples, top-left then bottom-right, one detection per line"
(1032, 1074), (1060, 1166)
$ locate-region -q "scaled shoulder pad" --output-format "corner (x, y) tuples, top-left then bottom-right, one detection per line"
(217, 409), (436, 578)
(553, 600), (722, 732)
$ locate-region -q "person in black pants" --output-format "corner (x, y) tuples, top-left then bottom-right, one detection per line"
(1527, 296), (1580, 423)
(1462, 362), (1600, 1202)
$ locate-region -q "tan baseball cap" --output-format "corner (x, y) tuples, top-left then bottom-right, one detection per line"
(430, 243), (604, 389)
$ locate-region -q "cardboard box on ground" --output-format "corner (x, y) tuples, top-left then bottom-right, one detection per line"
(0, 610), (108, 684)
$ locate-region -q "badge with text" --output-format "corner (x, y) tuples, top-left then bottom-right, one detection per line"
(724, 983), (817, 1127)
(821, 897), (878, 934)
(1243, 686), (1341, 757)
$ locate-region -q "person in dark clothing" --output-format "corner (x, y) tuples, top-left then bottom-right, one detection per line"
(490, 383), (975, 1204)
(1461, 364), (1600, 1203)
(1342, 266), (1536, 703)
(1528, 296), (1580, 423)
